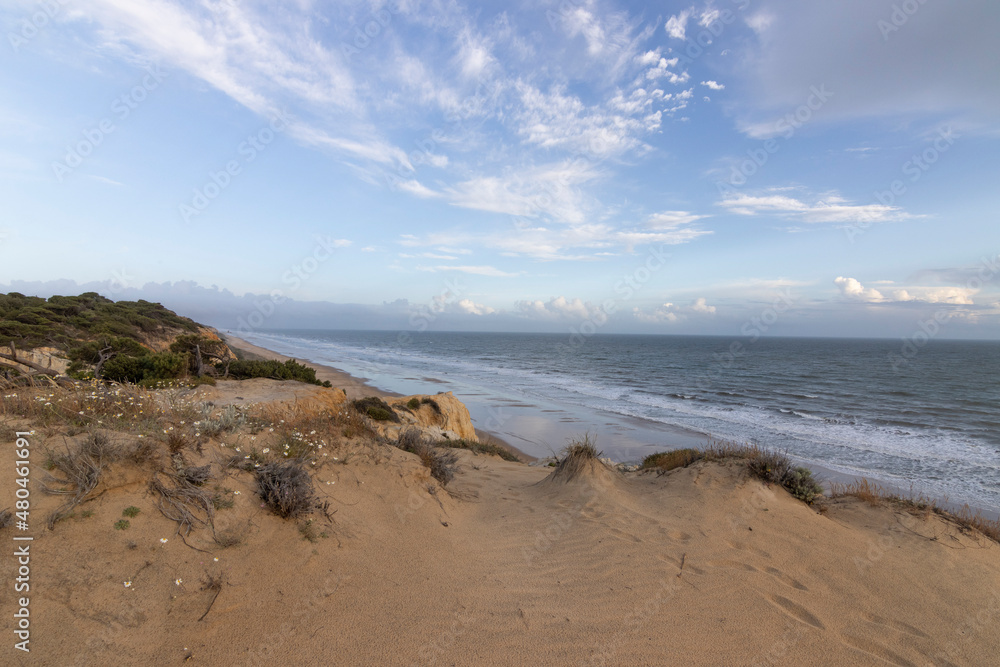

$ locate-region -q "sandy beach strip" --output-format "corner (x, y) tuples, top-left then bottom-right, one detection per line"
(223, 334), (535, 461)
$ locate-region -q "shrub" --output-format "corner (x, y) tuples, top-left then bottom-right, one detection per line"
(782, 466), (823, 503)
(407, 397), (421, 410)
(641, 448), (702, 471)
(703, 440), (824, 504)
(351, 396), (399, 422)
(42, 432), (124, 529)
(223, 358), (331, 387)
(114, 519), (130, 530)
(199, 405), (247, 436)
(122, 506), (141, 518)
(255, 460), (316, 519)
(435, 438), (521, 462)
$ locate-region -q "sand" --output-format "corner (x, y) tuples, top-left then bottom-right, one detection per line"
(3, 346), (999, 666)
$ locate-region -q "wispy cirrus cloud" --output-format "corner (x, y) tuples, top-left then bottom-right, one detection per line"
(718, 190), (910, 224)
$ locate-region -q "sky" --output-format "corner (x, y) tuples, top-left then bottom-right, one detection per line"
(1, 0), (999, 339)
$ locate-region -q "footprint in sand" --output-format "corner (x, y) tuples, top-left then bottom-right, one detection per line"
(706, 559), (757, 573)
(763, 566), (809, 591)
(605, 527), (643, 543)
(838, 633), (919, 667)
(765, 594), (825, 630)
(656, 553), (705, 575)
(861, 612), (930, 638)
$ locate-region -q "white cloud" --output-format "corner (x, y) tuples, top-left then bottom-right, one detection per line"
(699, 10), (722, 27)
(447, 160), (600, 224)
(647, 211), (706, 228)
(691, 297), (716, 314)
(701, 80), (725, 91)
(719, 190), (909, 224)
(665, 11), (691, 40)
(455, 298), (496, 315)
(515, 296), (594, 320)
(88, 175), (124, 186)
(397, 179), (442, 199)
(633, 298), (716, 323)
(418, 265), (520, 277)
(834, 277), (975, 305)
(634, 303), (679, 323)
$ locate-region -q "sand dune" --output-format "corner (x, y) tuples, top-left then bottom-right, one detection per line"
(5, 415), (999, 666)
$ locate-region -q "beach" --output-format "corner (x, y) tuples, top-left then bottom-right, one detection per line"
(3, 336), (1000, 666)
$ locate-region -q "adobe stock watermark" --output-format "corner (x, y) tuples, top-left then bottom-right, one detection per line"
(554, 245), (672, 356)
(845, 125), (957, 244)
(105, 268), (137, 296)
(233, 234), (345, 336)
(12, 431), (34, 653)
(394, 277), (466, 349)
(51, 64), (168, 182)
(7, 0), (69, 53)
(179, 111), (290, 223)
(340, 3), (402, 59)
(887, 253), (1000, 370)
(716, 85), (833, 195)
(383, 80), (502, 192)
(878, 0), (932, 41)
(690, 288), (796, 393)
(672, 3), (747, 67)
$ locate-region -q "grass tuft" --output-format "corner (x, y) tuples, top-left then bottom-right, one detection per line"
(255, 460), (316, 519)
(434, 437), (521, 462)
(396, 428), (458, 486)
(640, 448), (701, 472)
(643, 439), (824, 504)
(830, 479), (1000, 544)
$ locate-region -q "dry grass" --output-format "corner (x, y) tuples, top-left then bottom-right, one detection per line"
(149, 473), (216, 537)
(434, 436), (521, 462)
(41, 432), (127, 529)
(396, 428), (458, 486)
(641, 448), (701, 472)
(830, 479), (1000, 544)
(642, 439), (823, 503)
(1, 382), (163, 431)
(255, 460), (316, 519)
(545, 433), (611, 481)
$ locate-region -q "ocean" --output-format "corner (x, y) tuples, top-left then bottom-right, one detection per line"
(239, 330), (1000, 514)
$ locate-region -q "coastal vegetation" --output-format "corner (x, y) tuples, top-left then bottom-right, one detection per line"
(0, 291), (329, 388)
(642, 441), (824, 503)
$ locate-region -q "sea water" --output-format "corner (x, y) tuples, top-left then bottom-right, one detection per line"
(240, 330), (1000, 514)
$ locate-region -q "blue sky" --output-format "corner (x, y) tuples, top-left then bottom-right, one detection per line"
(1, 0), (999, 338)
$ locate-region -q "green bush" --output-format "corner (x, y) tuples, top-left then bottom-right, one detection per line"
(782, 467), (823, 503)
(222, 359), (331, 387)
(100, 355), (145, 383)
(351, 397), (399, 422)
(407, 397), (421, 410)
(100, 351), (186, 384)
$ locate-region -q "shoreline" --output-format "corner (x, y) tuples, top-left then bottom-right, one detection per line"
(224, 333), (998, 520)
(223, 334), (536, 462)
